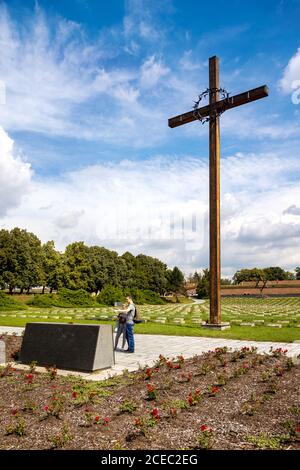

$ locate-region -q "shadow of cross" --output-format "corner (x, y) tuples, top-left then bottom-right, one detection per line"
(168, 55), (268, 327)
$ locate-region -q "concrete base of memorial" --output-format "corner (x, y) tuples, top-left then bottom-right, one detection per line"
(201, 322), (231, 330)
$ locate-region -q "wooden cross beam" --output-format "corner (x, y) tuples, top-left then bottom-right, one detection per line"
(168, 56), (268, 327)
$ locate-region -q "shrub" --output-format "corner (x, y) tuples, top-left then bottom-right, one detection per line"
(28, 288), (96, 308)
(0, 291), (26, 310)
(97, 285), (125, 306)
(97, 285), (165, 306)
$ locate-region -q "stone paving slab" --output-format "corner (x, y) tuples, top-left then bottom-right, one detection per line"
(0, 326), (299, 381)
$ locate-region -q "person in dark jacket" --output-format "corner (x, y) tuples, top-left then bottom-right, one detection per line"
(117, 296), (135, 353)
(114, 311), (127, 351)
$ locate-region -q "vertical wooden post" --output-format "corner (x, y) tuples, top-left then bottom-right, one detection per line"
(209, 56), (221, 324)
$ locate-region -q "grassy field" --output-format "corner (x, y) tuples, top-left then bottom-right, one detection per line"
(0, 297), (300, 342)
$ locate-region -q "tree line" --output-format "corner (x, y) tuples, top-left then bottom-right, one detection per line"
(0, 228), (185, 295)
(188, 266), (300, 298)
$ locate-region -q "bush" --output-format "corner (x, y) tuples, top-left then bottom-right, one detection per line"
(97, 285), (125, 306)
(97, 286), (165, 306)
(28, 289), (96, 308)
(0, 291), (26, 310)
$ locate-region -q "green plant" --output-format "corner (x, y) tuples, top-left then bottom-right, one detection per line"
(43, 392), (66, 418)
(119, 400), (138, 414)
(29, 361), (37, 373)
(48, 424), (73, 449)
(146, 384), (157, 400)
(22, 400), (37, 412)
(0, 291), (26, 310)
(216, 374), (227, 386)
(6, 416), (27, 437)
(197, 425), (214, 450)
(240, 402), (257, 416)
(246, 433), (282, 450)
(45, 366), (57, 380)
(28, 288), (96, 308)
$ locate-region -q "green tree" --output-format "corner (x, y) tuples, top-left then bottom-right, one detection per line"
(166, 266), (185, 293)
(263, 266), (290, 281)
(296, 267), (300, 280)
(135, 254), (168, 293)
(233, 268), (265, 286)
(0, 228), (43, 293)
(41, 241), (65, 293)
(196, 269), (210, 298)
(63, 242), (93, 291)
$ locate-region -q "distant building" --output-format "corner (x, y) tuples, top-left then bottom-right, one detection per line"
(185, 280), (300, 297)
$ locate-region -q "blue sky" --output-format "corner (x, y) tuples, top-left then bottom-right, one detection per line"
(0, 0), (300, 276)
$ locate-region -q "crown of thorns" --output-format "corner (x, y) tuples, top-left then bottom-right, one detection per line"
(193, 87), (230, 123)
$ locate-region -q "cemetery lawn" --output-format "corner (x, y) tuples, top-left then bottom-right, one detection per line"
(1, 296), (300, 341)
(0, 348), (299, 450)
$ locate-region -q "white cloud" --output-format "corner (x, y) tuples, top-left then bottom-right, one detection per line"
(179, 50), (202, 71)
(140, 55), (169, 89)
(0, 126), (32, 216)
(279, 47), (300, 93)
(2, 131), (300, 275)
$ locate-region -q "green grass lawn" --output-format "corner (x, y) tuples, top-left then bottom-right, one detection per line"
(0, 297), (300, 342)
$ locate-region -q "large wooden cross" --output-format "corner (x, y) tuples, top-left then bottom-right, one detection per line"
(168, 56), (268, 327)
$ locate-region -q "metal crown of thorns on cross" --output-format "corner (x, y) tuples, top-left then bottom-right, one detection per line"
(168, 55), (268, 328)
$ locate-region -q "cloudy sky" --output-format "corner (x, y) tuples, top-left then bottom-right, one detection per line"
(0, 0), (300, 277)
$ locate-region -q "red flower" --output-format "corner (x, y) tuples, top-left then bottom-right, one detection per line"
(134, 418), (142, 426)
(25, 373), (34, 383)
(44, 405), (49, 412)
(150, 408), (161, 420)
(103, 416), (110, 425)
(166, 361), (174, 369)
(296, 427), (300, 433)
(94, 415), (100, 423)
(147, 384), (155, 392)
(72, 391), (77, 399)
(187, 394), (194, 406)
(200, 424), (208, 432)
(10, 409), (18, 416)
(211, 386), (220, 394)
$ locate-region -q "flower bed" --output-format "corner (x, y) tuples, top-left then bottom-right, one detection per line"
(0, 346), (299, 450)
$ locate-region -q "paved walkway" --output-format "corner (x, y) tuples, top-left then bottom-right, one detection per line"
(0, 326), (300, 380)
(1, 325), (300, 381)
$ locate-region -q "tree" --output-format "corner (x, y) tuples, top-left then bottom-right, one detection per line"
(135, 254), (168, 294)
(233, 268), (265, 285)
(63, 242), (93, 291)
(196, 269), (210, 298)
(41, 241), (65, 293)
(0, 228), (43, 293)
(187, 271), (201, 284)
(166, 266), (185, 293)
(295, 267), (300, 280)
(263, 266), (290, 281)
(221, 278), (232, 285)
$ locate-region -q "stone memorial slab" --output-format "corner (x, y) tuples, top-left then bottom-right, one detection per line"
(20, 323), (114, 372)
(0, 340), (5, 364)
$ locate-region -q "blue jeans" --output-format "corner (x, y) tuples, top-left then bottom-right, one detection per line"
(126, 323), (135, 352)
